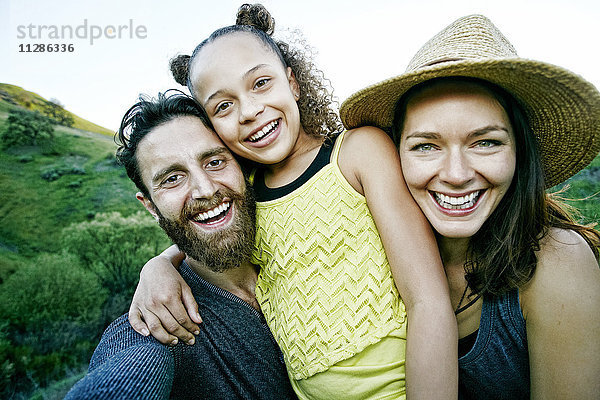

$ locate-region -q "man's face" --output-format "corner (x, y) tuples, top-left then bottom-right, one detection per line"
(136, 116), (255, 271)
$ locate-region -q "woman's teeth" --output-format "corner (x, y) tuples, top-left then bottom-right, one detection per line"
(248, 120), (279, 142)
(194, 202), (230, 222)
(434, 191), (481, 210)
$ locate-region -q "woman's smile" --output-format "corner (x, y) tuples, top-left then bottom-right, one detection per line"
(399, 81), (517, 239)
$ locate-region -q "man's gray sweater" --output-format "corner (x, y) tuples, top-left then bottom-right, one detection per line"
(66, 262), (297, 399)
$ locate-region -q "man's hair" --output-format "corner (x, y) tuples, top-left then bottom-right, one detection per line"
(115, 90), (212, 197)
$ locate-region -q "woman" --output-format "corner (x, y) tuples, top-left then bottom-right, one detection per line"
(340, 14), (600, 399)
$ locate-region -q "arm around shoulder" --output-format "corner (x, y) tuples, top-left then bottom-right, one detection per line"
(522, 228), (600, 399)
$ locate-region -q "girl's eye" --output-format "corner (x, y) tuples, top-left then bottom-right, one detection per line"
(410, 143), (436, 152)
(254, 78), (270, 89)
(216, 102), (232, 114)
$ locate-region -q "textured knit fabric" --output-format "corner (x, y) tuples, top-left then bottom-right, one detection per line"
(252, 130), (407, 380)
(459, 289), (530, 400)
(66, 262), (297, 400)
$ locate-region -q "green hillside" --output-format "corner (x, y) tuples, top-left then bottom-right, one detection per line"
(0, 83), (114, 136)
(0, 114), (142, 279)
(553, 154), (600, 226)
(0, 99), (170, 399)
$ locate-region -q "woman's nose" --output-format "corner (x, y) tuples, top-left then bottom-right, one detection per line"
(438, 149), (475, 186)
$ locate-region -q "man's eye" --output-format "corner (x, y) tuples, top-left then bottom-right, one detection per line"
(207, 159), (224, 168)
(163, 175), (181, 185)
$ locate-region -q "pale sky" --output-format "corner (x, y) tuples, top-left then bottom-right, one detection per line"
(2, 0), (599, 132)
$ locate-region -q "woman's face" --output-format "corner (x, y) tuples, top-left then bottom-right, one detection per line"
(398, 82), (517, 239)
(189, 32), (303, 165)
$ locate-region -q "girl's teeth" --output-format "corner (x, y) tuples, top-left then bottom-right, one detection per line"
(249, 120), (278, 142)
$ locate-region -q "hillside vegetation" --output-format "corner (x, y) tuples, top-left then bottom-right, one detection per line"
(0, 83), (113, 136)
(0, 98), (170, 399)
(0, 122), (144, 278)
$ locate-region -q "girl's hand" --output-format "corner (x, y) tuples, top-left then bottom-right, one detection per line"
(128, 251), (203, 346)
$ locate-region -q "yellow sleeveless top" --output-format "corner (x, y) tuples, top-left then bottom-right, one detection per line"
(252, 131), (406, 380)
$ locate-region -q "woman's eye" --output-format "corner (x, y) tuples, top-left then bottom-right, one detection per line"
(254, 78), (270, 89)
(411, 143), (436, 152)
(475, 140), (501, 148)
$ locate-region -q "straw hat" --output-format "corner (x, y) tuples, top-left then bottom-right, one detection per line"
(340, 14), (600, 188)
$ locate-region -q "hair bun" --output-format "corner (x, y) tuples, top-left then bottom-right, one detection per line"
(170, 55), (191, 86)
(236, 3), (275, 35)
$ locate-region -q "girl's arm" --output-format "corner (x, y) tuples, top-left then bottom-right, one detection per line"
(522, 228), (600, 399)
(128, 245), (203, 346)
(338, 126), (458, 400)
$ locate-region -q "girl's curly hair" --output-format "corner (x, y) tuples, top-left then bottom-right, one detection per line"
(170, 3), (342, 138)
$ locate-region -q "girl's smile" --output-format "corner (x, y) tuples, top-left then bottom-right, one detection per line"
(245, 118), (281, 147)
(189, 32), (312, 167)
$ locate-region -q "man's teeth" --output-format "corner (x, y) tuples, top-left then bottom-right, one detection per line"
(434, 191), (480, 210)
(194, 202), (230, 222)
(248, 120), (279, 142)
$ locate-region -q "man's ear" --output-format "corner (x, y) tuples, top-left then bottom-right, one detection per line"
(136, 192), (159, 221)
(287, 67), (300, 101)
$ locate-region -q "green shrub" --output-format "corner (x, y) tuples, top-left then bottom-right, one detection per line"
(1, 109), (55, 148)
(40, 165), (86, 181)
(61, 211), (170, 299)
(0, 253), (107, 396)
(0, 253), (107, 348)
(41, 99), (75, 128)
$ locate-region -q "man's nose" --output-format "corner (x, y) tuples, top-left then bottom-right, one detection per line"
(189, 170), (218, 200)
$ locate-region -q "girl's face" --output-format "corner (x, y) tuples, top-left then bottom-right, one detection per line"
(398, 82), (517, 239)
(189, 33), (303, 165)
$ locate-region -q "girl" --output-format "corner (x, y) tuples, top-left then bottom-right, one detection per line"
(130, 4), (456, 399)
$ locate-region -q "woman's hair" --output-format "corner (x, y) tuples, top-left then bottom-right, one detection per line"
(392, 77), (600, 296)
(170, 3), (342, 139)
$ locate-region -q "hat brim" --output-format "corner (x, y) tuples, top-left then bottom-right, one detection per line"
(340, 58), (600, 188)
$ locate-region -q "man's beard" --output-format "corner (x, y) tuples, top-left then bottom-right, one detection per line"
(155, 183), (256, 273)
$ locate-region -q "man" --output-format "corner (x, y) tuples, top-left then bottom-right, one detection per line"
(66, 92), (296, 399)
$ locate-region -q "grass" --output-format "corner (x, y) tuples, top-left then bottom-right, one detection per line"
(552, 153), (600, 227)
(0, 120), (142, 279)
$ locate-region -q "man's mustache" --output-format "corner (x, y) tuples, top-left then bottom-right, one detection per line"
(181, 189), (245, 220)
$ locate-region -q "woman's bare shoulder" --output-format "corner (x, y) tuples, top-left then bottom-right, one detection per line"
(521, 227), (599, 315)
